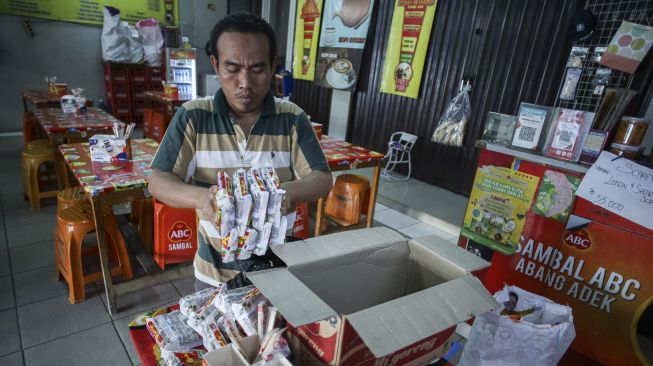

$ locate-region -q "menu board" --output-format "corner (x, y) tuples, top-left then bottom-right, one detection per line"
(576, 151), (653, 231)
(379, 0), (439, 98)
(0, 0), (178, 26)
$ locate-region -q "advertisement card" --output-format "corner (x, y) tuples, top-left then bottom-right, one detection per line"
(293, 0), (324, 81)
(545, 108), (596, 162)
(533, 170), (581, 222)
(481, 112), (517, 145)
(462, 166), (540, 255)
(511, 103), (552, 150)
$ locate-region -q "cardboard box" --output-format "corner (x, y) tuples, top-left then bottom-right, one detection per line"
(202, 335), (292, 366)
(248, 227), (498, 366)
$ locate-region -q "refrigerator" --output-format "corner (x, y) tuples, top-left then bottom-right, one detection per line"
(165, 48), (197, 100)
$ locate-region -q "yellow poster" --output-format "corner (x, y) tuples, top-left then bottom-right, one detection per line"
(293, 0), (324, 81)
(380, 0), (438, 98)
(461, 166), (539, 255)
(0, 0), (178, 26)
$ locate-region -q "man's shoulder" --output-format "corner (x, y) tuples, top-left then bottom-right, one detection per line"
(181, 96), (214, 113)
(273, 97), (306, 117)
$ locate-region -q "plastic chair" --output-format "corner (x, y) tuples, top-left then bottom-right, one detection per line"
(21, 143), (58, 209)
(381, 132), (418, 182)
(55, 203), (133, 304)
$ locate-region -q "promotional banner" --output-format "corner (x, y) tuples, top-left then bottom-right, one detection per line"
(379, 0), (438, 98)
(313, 0), (375, 91)
(293, 0), (324, 81)
(0, 0), (178, 26)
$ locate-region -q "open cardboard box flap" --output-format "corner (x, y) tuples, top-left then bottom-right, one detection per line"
(346, 274), (497, 357)
(249, 228), (498, 359)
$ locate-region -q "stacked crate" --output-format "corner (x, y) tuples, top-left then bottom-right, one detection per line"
(103, 63), (165, 124)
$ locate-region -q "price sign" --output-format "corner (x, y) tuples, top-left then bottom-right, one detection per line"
(576, 151), (653, 231)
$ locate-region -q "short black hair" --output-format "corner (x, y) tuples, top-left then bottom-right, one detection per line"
(208, 12), (277, 64)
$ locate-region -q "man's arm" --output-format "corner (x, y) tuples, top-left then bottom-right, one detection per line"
(149, 169), (217, 219)
(281, 170), (332, 213)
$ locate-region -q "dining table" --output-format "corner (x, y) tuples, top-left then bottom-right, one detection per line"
(22, 89), (93, 111)
(59, 138), (193, 315)
(33, 107), (119, 188)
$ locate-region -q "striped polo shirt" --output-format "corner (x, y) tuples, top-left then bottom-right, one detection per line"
(151, 89), (329, 285)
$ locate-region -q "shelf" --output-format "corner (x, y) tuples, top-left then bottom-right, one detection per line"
(475, 140), (590, 174)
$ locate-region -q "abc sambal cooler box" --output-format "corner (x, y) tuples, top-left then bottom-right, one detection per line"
(248, 227), (498, 366)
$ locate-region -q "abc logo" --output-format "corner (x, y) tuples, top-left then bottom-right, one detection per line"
(168, 221), (192, 242)
(564, 229), (591, 250)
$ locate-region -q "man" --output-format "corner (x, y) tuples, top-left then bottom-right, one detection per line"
(149, 13), (332, 289)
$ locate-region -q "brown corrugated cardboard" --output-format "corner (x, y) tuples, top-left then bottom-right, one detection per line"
(248, 227), (498, 364)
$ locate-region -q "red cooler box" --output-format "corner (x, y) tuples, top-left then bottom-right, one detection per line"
(153, 199), (197, 269)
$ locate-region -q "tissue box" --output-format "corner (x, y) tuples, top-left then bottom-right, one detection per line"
(89, 134), (129, 162)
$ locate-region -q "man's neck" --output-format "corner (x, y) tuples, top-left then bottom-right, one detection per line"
(230, 109), (261, 138)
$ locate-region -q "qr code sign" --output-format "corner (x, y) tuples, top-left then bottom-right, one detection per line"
(518, 126), (537, 142)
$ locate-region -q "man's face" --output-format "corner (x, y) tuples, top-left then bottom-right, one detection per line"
(211, 32), (275, 117)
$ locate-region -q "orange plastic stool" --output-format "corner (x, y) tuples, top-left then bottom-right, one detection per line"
(131, 198), (154, 252)
(54, 204), (134, 304)
(324, 174), (370, 226)
(21, 144), (58, 209)
(143, 108), (154, 139)
(25, 139), (51, 150)
(57, 187), (88, 215)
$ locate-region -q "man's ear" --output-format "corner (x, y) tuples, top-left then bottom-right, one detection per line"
(210, 55), (219, 75)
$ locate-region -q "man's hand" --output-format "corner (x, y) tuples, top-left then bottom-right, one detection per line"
(199, 185), (218, 220)
(280, 170), (332, 214)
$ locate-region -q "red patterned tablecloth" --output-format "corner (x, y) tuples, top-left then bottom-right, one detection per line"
(128, 304), (180, 366)
(21, 90), (60, 107)
(58, 138), (160, 196)
(319, 135), (384, 170)
(34, 107), (121, 134)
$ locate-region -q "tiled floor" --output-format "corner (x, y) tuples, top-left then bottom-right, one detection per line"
(0, 135), (465, 365)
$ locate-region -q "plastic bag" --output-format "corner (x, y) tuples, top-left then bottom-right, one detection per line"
(126, 23), (144, 63)
(101, 7), (130, 62)
(136, 18), (164, 67)
(459, 285), (576, 366)
(431, 86), (471, 147)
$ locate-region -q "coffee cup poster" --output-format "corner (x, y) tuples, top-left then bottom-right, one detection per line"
(380, 0), (438, 98)
(293, 0), (324, 81)
(313, 0), (376, 91)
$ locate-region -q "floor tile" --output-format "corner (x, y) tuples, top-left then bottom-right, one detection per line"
(7, 220), (56, 248)
(374, 203), (389, 214)
(0, 275), (15, 311)
(102, 282), (181, 320)
(0, 250), (10, 277)
(13, 266), (68, 306)
(374, 209), (418, 230)
(0, 309), (21, 357)
(399, 222), (457, 241)
(18, 294), (110, 348)
(4, 205), (57, 229)
(113, 315), (145, 365)
(23, 323), (131, 366)
(9, 241), (55, 274)
(0, 351), (23, 366)
(172, 275), (196, 297)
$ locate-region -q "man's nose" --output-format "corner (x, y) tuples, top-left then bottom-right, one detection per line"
(238, 69), (253, 89)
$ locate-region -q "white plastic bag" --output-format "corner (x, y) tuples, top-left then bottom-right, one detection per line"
(431, 86), (471, 147)
(137, 18), (164, 67)
(101, 6), (130, 62)
(126, 23), (144, 63)
(459, 285), (575, 366)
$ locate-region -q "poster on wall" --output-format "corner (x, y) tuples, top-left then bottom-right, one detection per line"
(379, 0), (438, 98)
(293, 0), (324, 81)
(0, 0), (178, 26)
(461, 165), (540, 255)
(313, 0), (375, 91)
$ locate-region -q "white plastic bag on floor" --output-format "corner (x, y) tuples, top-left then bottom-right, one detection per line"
(459, 285), (575, 366)
(136, 18), (164, 66)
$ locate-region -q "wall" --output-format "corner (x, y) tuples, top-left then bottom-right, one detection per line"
(0, 1), (227, 133)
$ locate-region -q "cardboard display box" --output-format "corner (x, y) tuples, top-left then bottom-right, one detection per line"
(202, 335), (292, 366)
(249, 227), (498, 366)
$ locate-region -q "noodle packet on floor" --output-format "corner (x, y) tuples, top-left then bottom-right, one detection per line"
(179, 286), (223, 318)
(215, 172), (235, 237)
(246, 168), (269, 230)
(160, 348), (207, 366)
(213, 285), (257, 315)
(230, 287), (268, 337)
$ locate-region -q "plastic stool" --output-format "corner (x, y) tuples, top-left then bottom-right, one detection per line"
(57, 187), (88, 215)
(21, 144), (58, 209)
(25, 139), (51, 150)
(22, 112), (41, 143)
(54, 204), (133, 304)
(324, 174), (370, 226)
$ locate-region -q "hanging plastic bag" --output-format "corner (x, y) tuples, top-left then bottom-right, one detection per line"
(431, 85), (472, 147)
(137, 18), (164, 67)
(126, 23), (144, 63)
(101, 6), (130, 62)
(459, 285), (576, 366)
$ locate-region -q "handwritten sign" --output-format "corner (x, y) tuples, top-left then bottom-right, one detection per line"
(576, 151), (653, 231)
